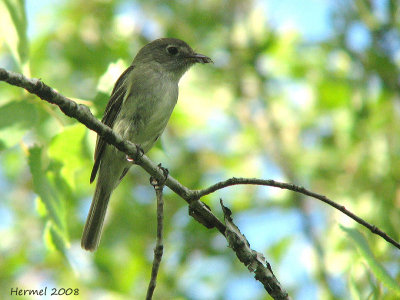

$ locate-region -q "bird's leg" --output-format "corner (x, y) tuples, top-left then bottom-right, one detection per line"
(126, 144), (144, 164)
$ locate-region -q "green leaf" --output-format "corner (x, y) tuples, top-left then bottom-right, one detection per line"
(28, 145), (66, 233)
(97, 60), (126, 94)
(349, 268), (362, 300)
(43, 221), (68, 255)
(0, 0), (29, 73)
(0, 100), (37, 148)
(48, 124), (87, 188)
(318, 79), (350, 109)
(341, 225), (400, 294)
(269, 236), (293, 262)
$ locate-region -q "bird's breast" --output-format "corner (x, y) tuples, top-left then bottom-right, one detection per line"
(113, 71), (179, 152)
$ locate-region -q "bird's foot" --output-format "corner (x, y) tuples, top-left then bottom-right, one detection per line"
(158, 163), (169, 184)
(126, 144), (144, 164)
(150, 163), (169, 188)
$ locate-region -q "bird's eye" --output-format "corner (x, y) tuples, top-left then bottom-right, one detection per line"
(166, 46), (179, 55)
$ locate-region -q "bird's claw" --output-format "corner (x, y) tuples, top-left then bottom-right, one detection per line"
(158, 163), (169, 183)
(150, 163), (169, 188)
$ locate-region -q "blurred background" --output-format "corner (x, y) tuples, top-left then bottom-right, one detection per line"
(1, 0), (400, 299)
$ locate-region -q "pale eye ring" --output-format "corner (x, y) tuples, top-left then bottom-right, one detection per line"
(166, 46), (179, 55)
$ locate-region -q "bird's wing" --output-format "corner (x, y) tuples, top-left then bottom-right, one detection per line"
(90, 65), (134, 183)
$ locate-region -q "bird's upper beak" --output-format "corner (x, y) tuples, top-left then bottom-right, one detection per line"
(188, 53), (213, 64)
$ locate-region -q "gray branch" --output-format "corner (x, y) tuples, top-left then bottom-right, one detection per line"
(146, 177), (165, 300)
(220, 199), (289, 299)
(2, 67), (398, 298)
(0, 68), (287, 298)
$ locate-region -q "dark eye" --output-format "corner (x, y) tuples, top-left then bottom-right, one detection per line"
(166, 46), (178, 55)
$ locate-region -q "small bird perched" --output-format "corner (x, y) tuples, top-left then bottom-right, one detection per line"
(81, 38), (212, 251)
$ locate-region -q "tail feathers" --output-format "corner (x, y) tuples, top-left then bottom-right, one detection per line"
(81, 183), (111, 251)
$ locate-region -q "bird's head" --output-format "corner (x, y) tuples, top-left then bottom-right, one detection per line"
(133, 38), (212, 79)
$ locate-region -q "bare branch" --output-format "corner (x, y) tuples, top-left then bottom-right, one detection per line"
(3, 67), (400, 299)
(195, 177), (400, 250)
(220, 199), (289, 300)
(146, 177), (165, 300)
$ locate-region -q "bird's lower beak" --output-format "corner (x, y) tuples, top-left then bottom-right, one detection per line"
(189, 53), (213, 64)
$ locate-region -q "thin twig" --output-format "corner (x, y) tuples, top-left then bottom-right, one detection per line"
(195, 177), (400, 250)
(146, 178), (165, 300)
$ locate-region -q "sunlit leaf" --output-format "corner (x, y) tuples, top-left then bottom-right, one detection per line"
(0, 100), (37, 148)
(318, 79), (350, 109)
(269, 236), (293, 262)
(43, 221), (68, 255)
(28, 145), (65, 233)
(48, 124), (87, 188)
(341, 225), (400, 295)
(349, 268), (362, 300)
(97, 59), (126, 94)
(0, 0), (29, 74)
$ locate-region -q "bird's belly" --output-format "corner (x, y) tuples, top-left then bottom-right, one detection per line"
(133, 108), (172, 151)
(113, 90), (177, 153)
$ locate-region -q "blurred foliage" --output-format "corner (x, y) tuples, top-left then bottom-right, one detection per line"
(1, 0), (400, 299)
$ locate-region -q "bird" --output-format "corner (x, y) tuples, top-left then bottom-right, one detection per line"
(81, 38), (212, 251)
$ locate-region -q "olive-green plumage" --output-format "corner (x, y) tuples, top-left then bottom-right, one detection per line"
(81, 38), (212, 251)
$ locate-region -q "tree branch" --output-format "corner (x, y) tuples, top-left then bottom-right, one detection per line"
(146, 177), (165, 300)
(195, 177), (400, 250)
(220, 199), (289, 300)
(2, 67), (399, 299)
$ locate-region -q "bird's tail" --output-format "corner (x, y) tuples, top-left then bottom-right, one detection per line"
(81, 179), (112, 251)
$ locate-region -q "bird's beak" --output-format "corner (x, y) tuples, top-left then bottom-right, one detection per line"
(188, 53), (213, 64)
